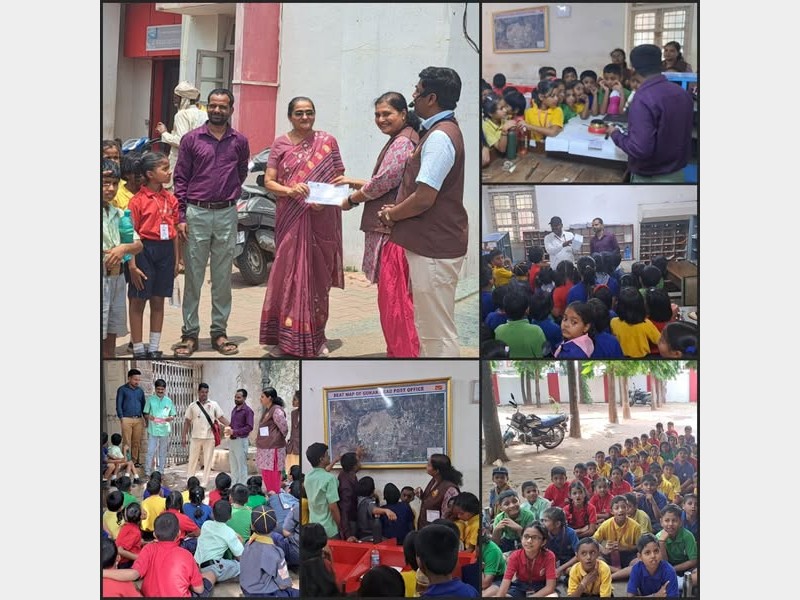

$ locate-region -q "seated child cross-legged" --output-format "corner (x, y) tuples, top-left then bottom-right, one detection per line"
(416, 523), (478, 597)
(239, 505), (300, 597)
(657, 504), (698, 584)
(520, 480), (551, 521)
(101, 537), (142, 597)
(542, 506), (579, 582)
(492, 490), (535, 553)
(103, 512), (217, 597)
(592, 495), (641, 580)
(626, 533), (680, 598)
(496, 522), (558, 598)
(567, 537), (612, 597)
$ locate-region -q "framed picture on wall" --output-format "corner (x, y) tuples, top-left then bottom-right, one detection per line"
(322, 377), (452, 469)
(492, 5), (549, 53)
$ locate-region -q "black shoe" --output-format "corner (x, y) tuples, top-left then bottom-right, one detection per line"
(147, 350), (163, 359)
(134, 463), (143, 468)
(133, 351), (147, 360)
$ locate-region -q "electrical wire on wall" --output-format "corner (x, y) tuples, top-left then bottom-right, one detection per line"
(463, 3), (479, 53)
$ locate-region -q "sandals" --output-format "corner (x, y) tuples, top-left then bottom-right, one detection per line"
(174, 336), (198, 358)
(212, 336), (239, 356)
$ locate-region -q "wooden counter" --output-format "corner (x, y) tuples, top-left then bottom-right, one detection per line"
(481, 150), (626, 184)
(666, 260), (698, 306)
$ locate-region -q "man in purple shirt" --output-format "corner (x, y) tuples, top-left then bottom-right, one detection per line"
(589, 217), (620, 255)
(607, 44), (694, 183)
(173, 88), (250, 357)
(228, 388), (254, 485)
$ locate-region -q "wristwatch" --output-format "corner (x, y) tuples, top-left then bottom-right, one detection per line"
(347, 195), (357, 208)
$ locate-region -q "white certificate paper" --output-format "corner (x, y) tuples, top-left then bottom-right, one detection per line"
(259, 426), (269, 436)
(572, 233), (583, 251)
(304, 181), (350, 205)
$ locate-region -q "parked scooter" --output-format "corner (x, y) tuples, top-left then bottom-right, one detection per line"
(234, 147), (277, 285)
(121, 136), (162, 155)
(502, 394), (568, 451)
(628, 385), (653, 406)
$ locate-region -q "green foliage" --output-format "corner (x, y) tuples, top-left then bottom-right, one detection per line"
(582, 360), (685, 380)
(580, 376), (592, 404)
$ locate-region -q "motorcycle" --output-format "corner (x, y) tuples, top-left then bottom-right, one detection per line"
(121, 136), (162, 155)
(502, 394), (568, 451)
(628, 385), (653, 406)
(234, 147), (277, 285)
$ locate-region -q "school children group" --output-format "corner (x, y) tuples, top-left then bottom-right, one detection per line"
(480, 41), (693, 161)
(482, 422), (698, 597)
(299, 442), (480, 597)
(480, 246), (699, 360)
(101, 463), (303, 597)
(102, 141), (180, 361)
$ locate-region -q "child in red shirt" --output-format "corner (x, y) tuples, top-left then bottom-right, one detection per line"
(543, 466), (570, 508)
(102, 538), (142, 597)
(610, 466), (633, 497)
(589, 477), (612, 524)
(563, 481), (597, 538)
(116, 503), (144, 568)
(164, 491), (201, 553)
(103, 512), (216, 597)
(496, 522), (558, 597)
(571, 463), (593, 493)
(208, 472), (232, 508)
(127, 152), (180, 359)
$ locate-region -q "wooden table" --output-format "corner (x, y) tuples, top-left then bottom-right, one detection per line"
(666, 261), (698, 306)
(481, 151), (627, 184)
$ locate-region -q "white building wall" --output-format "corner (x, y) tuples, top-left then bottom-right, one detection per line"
(279, 3), (480, 275)
(302, 360), (480, 501)
(102, 3), (122, 140)
(482, 3), (698, 84)
(114, 58), (154, 142)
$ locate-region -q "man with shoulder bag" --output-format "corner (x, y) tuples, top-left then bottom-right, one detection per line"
(183, 383), (230, 487)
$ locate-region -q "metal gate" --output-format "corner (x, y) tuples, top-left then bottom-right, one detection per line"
(133, 359), (202, 466)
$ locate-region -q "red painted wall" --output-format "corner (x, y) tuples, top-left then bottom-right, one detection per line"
(547, 373), (560, 403)
(231, 3), (281, 154)
(124, 3), (181, 59)
(689, 368), (697, 402)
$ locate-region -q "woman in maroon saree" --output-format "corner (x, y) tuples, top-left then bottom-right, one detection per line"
(260, 97), (345, 357)
(334, 92), (420, 357)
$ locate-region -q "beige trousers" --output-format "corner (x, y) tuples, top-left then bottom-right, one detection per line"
(187, 437), (216, 486)
(405, 250), (465, 357)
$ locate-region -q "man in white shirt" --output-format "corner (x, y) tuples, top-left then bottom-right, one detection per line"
(155, 81), (208, 189)
(544, 216), (578, 271)
(182, 383), (230, 487)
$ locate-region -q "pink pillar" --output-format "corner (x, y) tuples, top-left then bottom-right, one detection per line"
(232, 3), (281, 155)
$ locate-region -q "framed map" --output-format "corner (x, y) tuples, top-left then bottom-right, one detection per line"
(492, 6), (549, 53)
(323, 377), (451, 469)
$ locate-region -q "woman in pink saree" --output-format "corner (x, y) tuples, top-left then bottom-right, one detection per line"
(333, 92), (420, 357)
(260, 97), (345, 357)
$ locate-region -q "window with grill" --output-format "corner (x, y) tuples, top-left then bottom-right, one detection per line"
(629, 4), (694, 53)
(488, 190), (537, 243)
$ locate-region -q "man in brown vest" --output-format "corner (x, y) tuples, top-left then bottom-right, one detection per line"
(378, 66), (468, 357)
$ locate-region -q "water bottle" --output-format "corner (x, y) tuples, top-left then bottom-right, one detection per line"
(119, 209), (134, 263)
(506, 128), (518, 160)
(370, 548), (380, 568)
(624, 244), (632, 260)
(607, 90), (622, 116)
(517, 125), (528, 156)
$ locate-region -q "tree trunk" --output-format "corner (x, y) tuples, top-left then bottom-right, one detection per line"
(482, 361), (509, 464)
(650, 380), (661, 410)
(621, 376), (631, 420)
(568, 362), (581, 438)
(525, 374), (533, 407)
(520, 373), (530, 405)
(607, 374), (619, 424)
(534, 372), (542, 408)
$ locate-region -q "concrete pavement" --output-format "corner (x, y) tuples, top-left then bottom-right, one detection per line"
(112, 267), (479, 358)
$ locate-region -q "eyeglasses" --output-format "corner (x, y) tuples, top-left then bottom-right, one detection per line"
(292, 110), (315, 117)
(522, 534), (544, 541)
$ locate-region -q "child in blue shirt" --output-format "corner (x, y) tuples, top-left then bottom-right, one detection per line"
(416, 524), (478, 597)
(541, 506), (579, 580)
(637, 474), (668, 533)
(529, 290), (562, 357)
(627, 533), (680, 597)
(381, 482), (415, 545)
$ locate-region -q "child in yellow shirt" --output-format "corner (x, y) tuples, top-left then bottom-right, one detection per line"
(524, 80), (564, 143)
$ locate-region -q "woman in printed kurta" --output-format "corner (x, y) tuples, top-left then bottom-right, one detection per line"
(333, 92), (421, 357)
